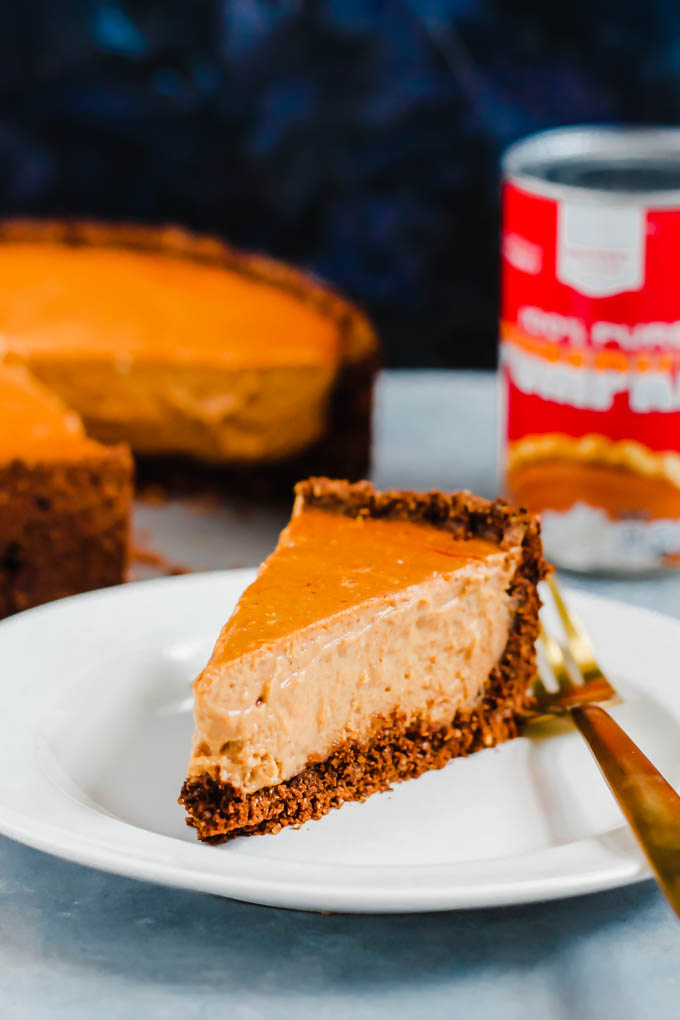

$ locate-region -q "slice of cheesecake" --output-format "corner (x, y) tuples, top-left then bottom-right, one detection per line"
(0, 360), (132, 617)
(180, 478), (546, 841)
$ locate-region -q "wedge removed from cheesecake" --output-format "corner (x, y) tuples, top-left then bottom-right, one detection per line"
(180, 478), (546, 841)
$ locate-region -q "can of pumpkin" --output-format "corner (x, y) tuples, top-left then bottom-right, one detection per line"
(500, 126), (680, 572)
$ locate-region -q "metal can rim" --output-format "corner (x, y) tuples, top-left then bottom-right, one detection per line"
(503, 124), (680, 208)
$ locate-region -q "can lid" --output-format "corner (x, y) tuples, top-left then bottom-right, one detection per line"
(503, 125), (680, 207)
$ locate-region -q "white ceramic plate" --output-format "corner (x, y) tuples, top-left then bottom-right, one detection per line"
(0, 570), (677, 913)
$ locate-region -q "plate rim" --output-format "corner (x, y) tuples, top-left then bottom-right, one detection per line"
(0, 571), (667, 913)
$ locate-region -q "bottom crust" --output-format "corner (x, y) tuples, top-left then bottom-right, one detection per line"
(179, 573), (541, 842)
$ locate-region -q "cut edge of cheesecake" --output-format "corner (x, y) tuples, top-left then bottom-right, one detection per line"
(0, 359), (133, 617)
(179, 478), (547, 843)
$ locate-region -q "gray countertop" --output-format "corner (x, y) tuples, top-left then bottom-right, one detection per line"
(1, 371), (679, 1019)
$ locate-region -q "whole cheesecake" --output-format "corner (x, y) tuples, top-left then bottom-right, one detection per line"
(0, 220), (378, 483)
(180, 478), (546, 841)
(0, 221), (378, 616)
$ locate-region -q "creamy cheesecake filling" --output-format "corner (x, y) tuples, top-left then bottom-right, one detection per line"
(189, 550), (519, 794)
(0, 243), (340, 367)
(22, 360), (336, 463)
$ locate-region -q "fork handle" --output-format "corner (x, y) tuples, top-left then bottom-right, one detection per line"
(572, 704), (680, 917)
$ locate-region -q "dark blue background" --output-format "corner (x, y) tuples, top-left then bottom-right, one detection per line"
(3, 1), (678, 366)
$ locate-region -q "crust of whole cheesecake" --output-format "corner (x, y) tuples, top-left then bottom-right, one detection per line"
(0, 446), (133, 617)
(179, 479), (547, 842)
(0, 220), (379, 485)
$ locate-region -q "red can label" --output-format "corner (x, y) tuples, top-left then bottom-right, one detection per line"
(501, 179), (680, 570)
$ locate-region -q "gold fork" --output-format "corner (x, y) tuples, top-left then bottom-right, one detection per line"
(534, 576), (680, 917)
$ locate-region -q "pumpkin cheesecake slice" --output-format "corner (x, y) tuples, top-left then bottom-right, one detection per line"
(0, 360), (132, 617)
(0, 221), (378, 482)
(180, 478), (546, 842)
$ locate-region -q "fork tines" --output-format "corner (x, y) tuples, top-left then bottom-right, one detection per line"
(534, 577), (618, 714)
